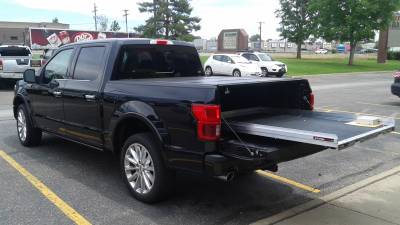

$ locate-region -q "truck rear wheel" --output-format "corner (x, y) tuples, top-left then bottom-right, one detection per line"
(120, 132), (174, 203)
(16, 104), (42, 146)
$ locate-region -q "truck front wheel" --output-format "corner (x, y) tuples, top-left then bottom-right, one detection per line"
(16, 104), (42, 146)
(120, 133), (174, 203)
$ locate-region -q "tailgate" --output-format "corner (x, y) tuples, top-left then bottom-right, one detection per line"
(1, 57), (31, 73)
(223, 108), (395, 150)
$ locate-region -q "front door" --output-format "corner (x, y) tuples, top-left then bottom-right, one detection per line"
(62, 45), (107, 148)
(27, 48), (74, 133)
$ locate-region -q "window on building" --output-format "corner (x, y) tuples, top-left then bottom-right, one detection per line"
(271, 43), (277, 48)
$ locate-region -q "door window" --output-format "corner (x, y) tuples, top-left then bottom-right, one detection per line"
(73, 46), (106, 81)
(43, 49), (73, 83)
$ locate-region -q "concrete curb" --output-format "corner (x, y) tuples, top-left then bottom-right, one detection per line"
(251, 165), (400, 225)
(290, 70), (394, 78)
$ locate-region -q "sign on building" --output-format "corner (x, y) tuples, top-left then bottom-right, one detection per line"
(217, 29), (248, 52)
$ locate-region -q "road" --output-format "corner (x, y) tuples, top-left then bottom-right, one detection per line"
(0, 72), (399, 225)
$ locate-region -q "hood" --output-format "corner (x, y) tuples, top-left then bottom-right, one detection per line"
(258, 61), (285, 66)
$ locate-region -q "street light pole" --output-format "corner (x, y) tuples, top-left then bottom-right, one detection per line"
(123, 9), (129, 37)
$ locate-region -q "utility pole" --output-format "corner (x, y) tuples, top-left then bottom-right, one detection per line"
(93, 3), (98, 31)
(123, 9), (129, 37)
(257, 21), (265, 51)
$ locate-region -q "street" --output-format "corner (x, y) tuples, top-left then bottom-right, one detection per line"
(0, 72), (399, 225)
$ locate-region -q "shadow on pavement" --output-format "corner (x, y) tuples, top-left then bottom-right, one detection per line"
(1, 132), (314, 225)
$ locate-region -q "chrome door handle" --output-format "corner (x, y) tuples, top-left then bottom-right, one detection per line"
(84, 94), (96, 101)
(53, 91), (62, 97)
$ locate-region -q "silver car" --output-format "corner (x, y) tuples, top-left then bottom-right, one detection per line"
(0, 45), (32, 80)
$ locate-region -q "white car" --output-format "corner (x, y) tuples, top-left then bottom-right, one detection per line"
(204, 54), (262, 77)
(315, 49), (328, 54)
(240, 52), (287, 77)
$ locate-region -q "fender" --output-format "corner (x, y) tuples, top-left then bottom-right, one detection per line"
(13, 92), (37, 128)
(107, 101), (167, 152)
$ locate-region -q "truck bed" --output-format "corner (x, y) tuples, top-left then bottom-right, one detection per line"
(224, 108), (395, 150)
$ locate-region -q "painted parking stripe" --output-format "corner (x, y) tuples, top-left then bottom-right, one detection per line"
(256, 170), (320, 193)
(0, 150), (92, 225)
(392, 131), (400, 135)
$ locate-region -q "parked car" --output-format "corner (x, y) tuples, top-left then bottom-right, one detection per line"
(204, 54), (262, 77)
(14, 39), (395, 203)
(0, 45), (32, 80)
(358, 48), (378, 54)
(315, 49), (329, 54)
(391, 70), (400, 97)
(239, 52), (287, 77)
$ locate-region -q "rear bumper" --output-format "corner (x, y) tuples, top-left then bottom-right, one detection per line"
(0, 72), (23, 79)
(204, 139), (326, 176)
(391, 83), (400, 97)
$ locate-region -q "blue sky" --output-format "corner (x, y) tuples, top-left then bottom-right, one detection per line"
(0, 0), (281, 39)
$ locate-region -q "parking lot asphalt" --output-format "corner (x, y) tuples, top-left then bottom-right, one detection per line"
(0, 71), (399, 225)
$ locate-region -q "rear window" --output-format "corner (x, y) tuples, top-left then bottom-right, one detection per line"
(112, 45), (204, 80)
(0, 47), (31, 56)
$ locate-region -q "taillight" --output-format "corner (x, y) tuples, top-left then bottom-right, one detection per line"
(309, 93), (315, 110)
(0, 60), (3, 70)
(150, 39), (172, 45)
(191, 104), (221, 141)
(41, 59), (46, 66)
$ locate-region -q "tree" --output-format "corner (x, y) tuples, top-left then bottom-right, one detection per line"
(135, 0), (201, 41)
(276, 0), (315, 59)
(110, 20), (121, 32)
(310, 0), (400, 65)
(250, 34), (261, 42)
(97, 15), (109, 32)
(52, 17), (59, 23)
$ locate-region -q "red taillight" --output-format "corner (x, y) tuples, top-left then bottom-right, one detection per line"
(309, 93), (315, 110)
(0, 60), (3, 70)
(192, 104), (221, 141)
(150, 39), (171, 45)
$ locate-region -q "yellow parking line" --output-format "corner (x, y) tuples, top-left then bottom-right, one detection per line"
(392, 131), (400, 135)
(256, 170), (320, 193)
(0, 150), (92, 225)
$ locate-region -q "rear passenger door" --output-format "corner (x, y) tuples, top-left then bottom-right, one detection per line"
(62, 44), (108, 147)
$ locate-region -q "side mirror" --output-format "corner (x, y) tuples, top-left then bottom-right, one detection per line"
(23, 69), (36, 83)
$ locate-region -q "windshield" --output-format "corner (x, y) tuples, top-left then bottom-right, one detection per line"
(231, 55), (250, 64)
(0, 46), (31, 56)
(113, 45), (204, 80)
(257, 53), (273, 61)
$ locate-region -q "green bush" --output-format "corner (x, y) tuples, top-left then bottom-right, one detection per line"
(387, 51), (400, 60)
(331, 49), (337, 54)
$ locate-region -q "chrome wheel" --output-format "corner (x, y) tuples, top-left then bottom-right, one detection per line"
(17, 109), (27, 142)
(205, 67), (212, 76)
(124, 143), (155, 195)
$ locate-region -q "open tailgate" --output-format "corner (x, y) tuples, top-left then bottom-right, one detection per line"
(223, 108), (395, 150)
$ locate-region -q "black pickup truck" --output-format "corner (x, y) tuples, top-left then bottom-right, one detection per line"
(14, 39), (395, 203)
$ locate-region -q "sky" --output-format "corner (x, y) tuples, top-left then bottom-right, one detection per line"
(0, 0), (282, 40)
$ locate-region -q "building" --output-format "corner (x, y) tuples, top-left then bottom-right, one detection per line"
(263, 40), (297, 53)
(217, 29), (248, 52)
(388, 12), (400, 48)
(193, 38), (207, 51)
(0, 21), (69, 45)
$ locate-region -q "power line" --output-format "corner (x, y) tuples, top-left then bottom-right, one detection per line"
(257, 21), (265, 50)
(93, 3), (98, 31)
(123, 9), (129, 37)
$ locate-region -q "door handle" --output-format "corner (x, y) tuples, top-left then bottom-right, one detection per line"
(84, 94), (96, 101)
(53, 91), (62, 97)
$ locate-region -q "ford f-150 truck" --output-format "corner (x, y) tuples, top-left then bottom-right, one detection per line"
(14, 39), (395, 203)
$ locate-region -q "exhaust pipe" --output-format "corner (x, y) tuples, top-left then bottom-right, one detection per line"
(216, 171), (236, 182)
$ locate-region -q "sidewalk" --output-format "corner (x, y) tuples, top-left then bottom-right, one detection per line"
(254, 166), (400, 225)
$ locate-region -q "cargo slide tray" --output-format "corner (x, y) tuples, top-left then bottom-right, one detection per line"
(223, 108), (395, 150)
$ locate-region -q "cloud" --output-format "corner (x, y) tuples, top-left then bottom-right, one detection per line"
(13, 0), (282, 39)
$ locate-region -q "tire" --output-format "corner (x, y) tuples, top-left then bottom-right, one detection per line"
(233, 69), (241, 77)
(276, 73), (284, 78)
(205, 66), (213, 76)
(120, 132), (174, 203)
(261, 68), (268, 77)
(16, 104), (42, 146)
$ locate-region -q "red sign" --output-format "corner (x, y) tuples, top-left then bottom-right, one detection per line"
(29, 28), (135, 49)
